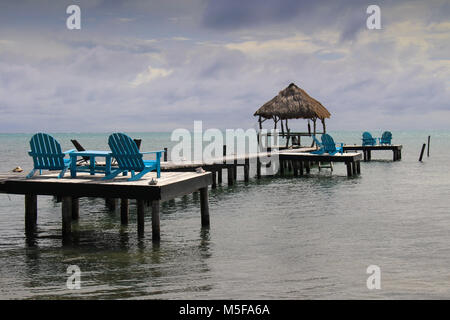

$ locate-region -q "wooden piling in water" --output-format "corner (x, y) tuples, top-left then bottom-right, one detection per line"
(61, 196), (72, 236)
(256, 155), (261, 179)
(244, 158), (249, 182)
(217, 168), (222, 184)
(305, 161), (310, 174)
(120, 198), (129, 225)
(137, 199), (145, 236)
(25, 194), (37, 235)
(151, 200), (160, 241)
(293, 160), (298, 176)
(164, 147), (168, 162)
(419, 143), (426, 162)
(227, 166), (234, 186)
(71, 197), (79, 220)
(200, 187), (210, 228)
(427, 136), (430, 157)
(105, 198), (117, 211)
(211, 170), (217, 189)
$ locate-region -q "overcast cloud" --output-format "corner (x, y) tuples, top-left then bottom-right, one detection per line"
(0, 0), (449, 132)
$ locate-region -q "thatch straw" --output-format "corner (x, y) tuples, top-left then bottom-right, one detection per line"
(254, 83), (331, 120)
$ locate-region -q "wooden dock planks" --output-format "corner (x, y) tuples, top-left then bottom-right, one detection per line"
(342, 145), (402, 161)
(0, 171), (211, 242)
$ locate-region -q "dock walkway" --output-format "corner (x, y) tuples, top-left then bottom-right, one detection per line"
(0, 171), (211, 242)
(342, 145), (402, 161)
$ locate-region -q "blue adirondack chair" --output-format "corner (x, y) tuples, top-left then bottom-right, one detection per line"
(103, 133), (164, 181)
(362, 132), (377, 146)
(26, 133), (75, 178)
(380, 131), (392, 145)
(311, 134), (343, 155)
(312, 135), (323, 149)
(322, 134), (343, 155)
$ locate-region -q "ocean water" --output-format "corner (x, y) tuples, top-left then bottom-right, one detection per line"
(0, 131), (449, 299)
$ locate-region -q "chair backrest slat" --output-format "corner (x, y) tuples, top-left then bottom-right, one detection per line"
(321, 134), (337, 153)
(108, 133), (144, 171)
(362, 131), (376, 146)
(29, 133), (66, 170)
(381, 131), (392, 144)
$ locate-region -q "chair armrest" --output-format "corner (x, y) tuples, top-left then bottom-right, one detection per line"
(141, 150), (165, 155)
(63, 149), (76, 154)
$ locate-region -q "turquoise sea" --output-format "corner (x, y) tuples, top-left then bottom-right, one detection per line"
(0, 131), (449, 299)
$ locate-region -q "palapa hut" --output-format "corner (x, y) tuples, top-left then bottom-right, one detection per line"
(254, 83), (331, 146)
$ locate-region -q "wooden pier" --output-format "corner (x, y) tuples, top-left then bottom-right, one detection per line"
(0, 171), (211, 242)
(0, 146), (367, 245)
(278, 151), (363, 177)
(342, 145), (402, 161)
(159, 147), (317, 186)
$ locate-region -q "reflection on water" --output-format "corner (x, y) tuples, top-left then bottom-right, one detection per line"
(0, 131), (450, 299)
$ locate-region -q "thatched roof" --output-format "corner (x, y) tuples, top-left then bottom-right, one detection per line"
(254, 83), (331, 120)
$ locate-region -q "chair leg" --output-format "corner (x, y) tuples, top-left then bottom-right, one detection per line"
(103, 169), (123, 180)
(26, 169), (37, 179)
(59, 167), (68, 178)
(128, 168), (151, 181)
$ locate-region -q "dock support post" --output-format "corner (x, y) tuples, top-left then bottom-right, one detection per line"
(293, 161), (298, 177)
(120, 198), (129, 225)
(164, 147), (168, 162)
(227, 166), (234, 186)
(356, 161), (361, 174)
(244, 158), (249, 182)
(200, 187), (210, 228)
(363, 150), (367, 162)
(71, 197), (79, 220)
(367, 150), (372, 161)
(352, 161), (357, 175)
(137, 200), (145, 236)
(346, 162), (353, 177)
(427, 136), (430, 157)
(217, 169), (222, 184)
(280, 160), (285, 175)
(152, 200), (160, 242)
(305, 161), (311, 174)
(211, 170), (217, 189)
(25, 194), (37, 235)
(299, 161), (304, 176)
(233, 156), (238, 181)
(257, 155), (261, 179)
(105, 198), (117, 211)
(61, 196), (72, 236)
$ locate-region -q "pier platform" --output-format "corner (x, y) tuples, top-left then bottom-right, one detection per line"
(278, 151), (363, 177)
(0, 171), (211, 242)
(342, 145), (402, 161)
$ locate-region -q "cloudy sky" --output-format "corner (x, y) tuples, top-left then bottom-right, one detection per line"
(0, 0), (449, 132)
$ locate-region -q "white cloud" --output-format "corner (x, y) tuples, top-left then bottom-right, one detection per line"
(130, 66), (173, 87)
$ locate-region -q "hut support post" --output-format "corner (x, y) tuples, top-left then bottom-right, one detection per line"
(321, 119), (326, 134)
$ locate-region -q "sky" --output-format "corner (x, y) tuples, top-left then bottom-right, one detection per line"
(0, 0), (449, 132)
